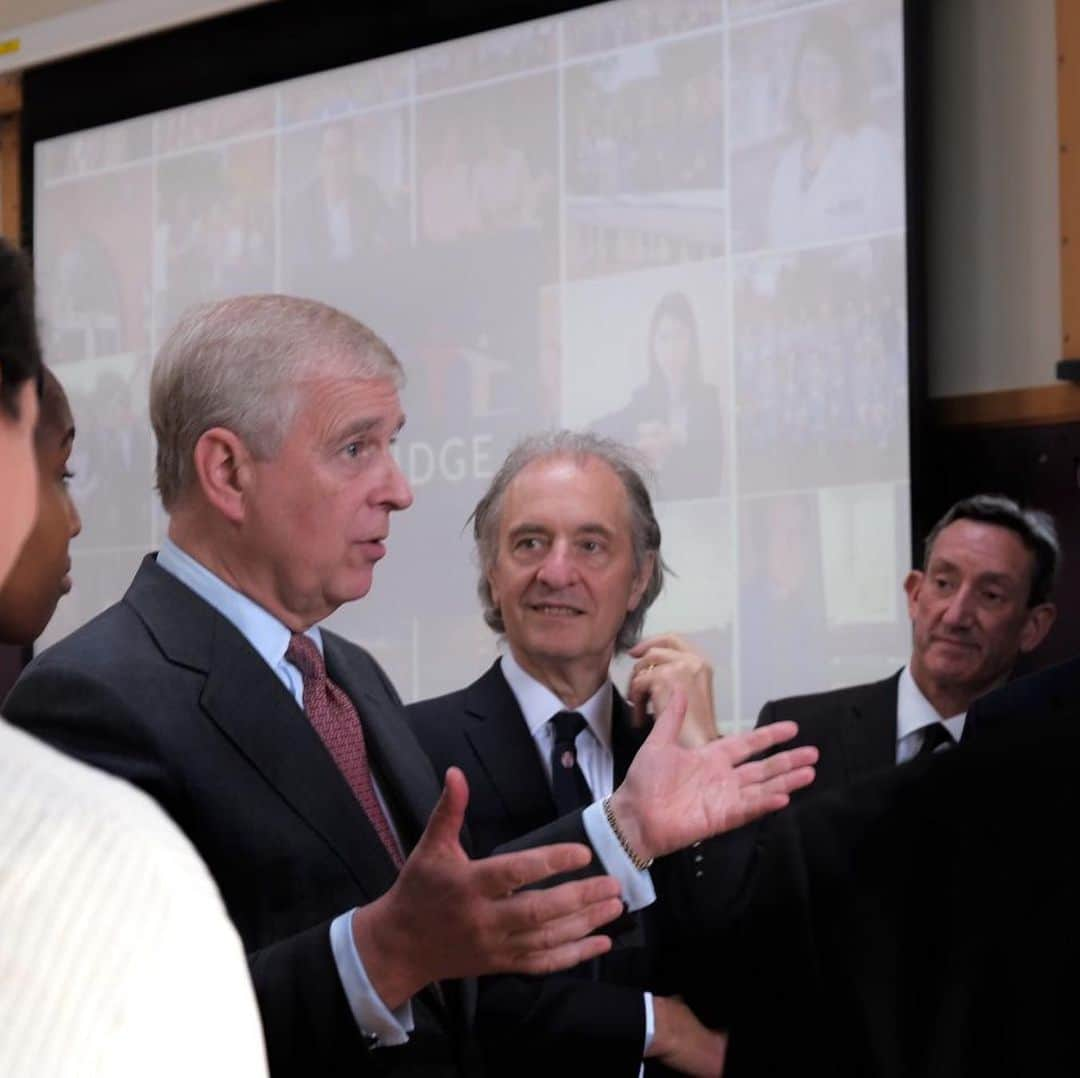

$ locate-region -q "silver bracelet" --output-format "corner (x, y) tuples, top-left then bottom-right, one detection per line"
(602, 795), (654, 871)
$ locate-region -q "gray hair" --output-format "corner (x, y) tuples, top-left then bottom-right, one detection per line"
(471, 430), (666, 652)
(924, 493), (1061, 607)
(151, 294), (402, 509)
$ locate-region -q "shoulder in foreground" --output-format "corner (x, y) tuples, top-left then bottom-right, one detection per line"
(973, 654), (1080, 723)
(0, 717), (205, 868)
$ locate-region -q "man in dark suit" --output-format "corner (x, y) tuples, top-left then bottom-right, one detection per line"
(410, 432), (780, 1076)
(755, 493), (1059, 798)
(5, 296), (815, 1077)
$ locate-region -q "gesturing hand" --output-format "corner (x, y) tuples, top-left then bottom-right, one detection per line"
(353, 767), (625, 1009)
(608, 690), (818, 863)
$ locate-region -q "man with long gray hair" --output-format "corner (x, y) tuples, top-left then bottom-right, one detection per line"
(411, 430), (761, 1077)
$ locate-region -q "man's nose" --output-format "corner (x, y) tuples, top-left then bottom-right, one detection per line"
(382, 454), (413, 511)
(536, 542), (577, 589)
(942, 586), (976, 626)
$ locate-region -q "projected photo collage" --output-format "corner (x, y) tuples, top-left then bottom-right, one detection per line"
(35, 0), (908, 725)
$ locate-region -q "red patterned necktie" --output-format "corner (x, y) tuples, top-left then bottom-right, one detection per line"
(286, 633), (403, 867)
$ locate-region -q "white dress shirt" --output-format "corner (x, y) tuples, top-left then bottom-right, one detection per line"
(501, 649), (657, 1058)
(895, 665), (967, 764)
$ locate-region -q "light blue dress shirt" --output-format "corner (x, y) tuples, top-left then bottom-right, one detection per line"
(156, 539), (413, 1046)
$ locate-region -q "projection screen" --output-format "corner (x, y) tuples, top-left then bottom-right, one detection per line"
(33, 0), (909, 729)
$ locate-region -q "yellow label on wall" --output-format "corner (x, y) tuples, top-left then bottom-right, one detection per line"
(0, 39), (21, 56)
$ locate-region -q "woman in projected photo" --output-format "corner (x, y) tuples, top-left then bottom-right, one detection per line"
(766, 12), (901, 250)
(596, 290), (723, 500)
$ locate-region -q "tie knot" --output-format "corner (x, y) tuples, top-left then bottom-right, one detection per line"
(551, 710), (587, 747)
(286, 633), (325, 684)
(917, 722), (954, 758)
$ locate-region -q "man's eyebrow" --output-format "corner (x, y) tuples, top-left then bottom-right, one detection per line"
(506, 522), (616, 541)
(508, 522), (549, 538)
(332, 415), (405, 442)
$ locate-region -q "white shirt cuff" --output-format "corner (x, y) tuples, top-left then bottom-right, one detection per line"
(329, 911), (415, 1046)
(643, 991), (655, 1053)
(581, 801), (656, 911)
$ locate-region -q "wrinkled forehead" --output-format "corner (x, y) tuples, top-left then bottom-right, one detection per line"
(502, 454), (632, 530)
(927, 518), (1036, 582)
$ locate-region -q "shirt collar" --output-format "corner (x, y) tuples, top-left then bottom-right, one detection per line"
(156, 537), (322, 671)
(897, 664), (967, 743)
(500, 648), (613, 751)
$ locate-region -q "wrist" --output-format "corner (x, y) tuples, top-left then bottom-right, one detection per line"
(351, 891), (426, 1010)
(605, 789), (655, 867)
(644, 995), (675, 1058)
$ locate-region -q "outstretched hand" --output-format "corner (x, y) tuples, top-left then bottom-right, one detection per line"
(608, 690), (818, 863)
(353, 767), (625, 1009)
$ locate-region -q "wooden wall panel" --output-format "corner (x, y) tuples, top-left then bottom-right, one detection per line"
(1061, 0), (1080, 359)
(0, 72), (19, 242)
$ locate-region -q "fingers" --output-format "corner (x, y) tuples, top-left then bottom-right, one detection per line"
(472, 842), (603, 897)
(512, 933), (614, 975)
(502, 888), (625, 952)
(416, 766), (470, 851)
(645, 686), (688, 746)
(732, 745), (819, 786)
(629, 633), (690, 657)
(714, 720), (801, 767)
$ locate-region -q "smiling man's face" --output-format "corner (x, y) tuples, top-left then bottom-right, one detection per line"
(487, 454), (653, 692)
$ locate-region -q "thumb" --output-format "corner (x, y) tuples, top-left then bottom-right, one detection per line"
(418, 766), (470, 852)
(648, 686), (687, 747)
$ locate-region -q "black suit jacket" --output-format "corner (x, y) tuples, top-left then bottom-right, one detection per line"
(755, 671), (902, 800)
(719, 662), (1080, 1075)
(722, 705), (1080, 1077)
(4, 557), (476, 1078)
(964, 654), (1080, 738)
(408, 661), (701, 1077)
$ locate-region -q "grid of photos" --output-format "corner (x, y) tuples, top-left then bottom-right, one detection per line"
(34, 0), (909, 726)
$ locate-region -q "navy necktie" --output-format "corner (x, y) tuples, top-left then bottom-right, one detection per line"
(915, 722), (955, 759)
(549, 711), (595, 816)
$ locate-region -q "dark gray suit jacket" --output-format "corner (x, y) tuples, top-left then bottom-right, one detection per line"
(4, 556), (476, 1077)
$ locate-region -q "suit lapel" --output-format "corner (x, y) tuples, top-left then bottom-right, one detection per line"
(838, 671), (902, 784)
(463, 661), (558, 829)
(127, 557), (400, 902)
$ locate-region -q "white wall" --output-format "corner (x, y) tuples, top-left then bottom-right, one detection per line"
(929, 0), (1062, 397)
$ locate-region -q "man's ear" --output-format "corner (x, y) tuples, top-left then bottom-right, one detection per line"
(903, 569), (923, 618)
(191, 427), (254, 525)
(1019, 602), (1056, 655)
(628, 551), (657, 612)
